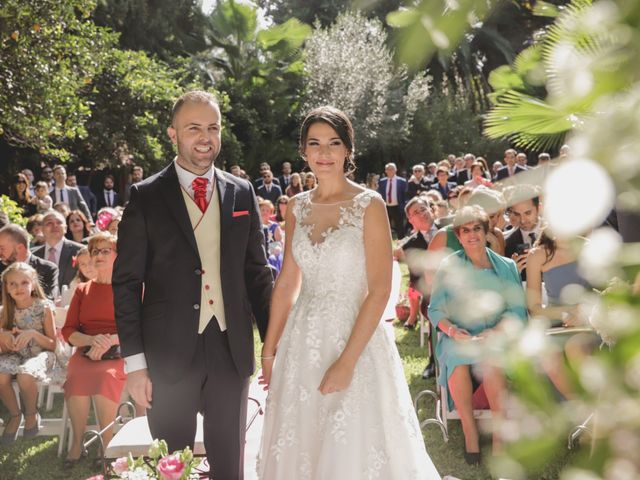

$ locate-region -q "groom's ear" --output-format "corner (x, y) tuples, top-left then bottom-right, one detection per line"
(167, 126), (177, 145)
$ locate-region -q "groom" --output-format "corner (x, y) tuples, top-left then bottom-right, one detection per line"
(113, 90), (273, 479)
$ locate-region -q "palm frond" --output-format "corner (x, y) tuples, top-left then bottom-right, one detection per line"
(484, 90), (575, 150)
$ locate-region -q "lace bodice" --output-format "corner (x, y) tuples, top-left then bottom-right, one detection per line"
(291, 189), (378, 303)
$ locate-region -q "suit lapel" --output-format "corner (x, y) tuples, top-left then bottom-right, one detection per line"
(159, 164), (199, 257)
(214, 169), (236, 248)
(59, 241), (71, 282)
(215, 169), (235, 277)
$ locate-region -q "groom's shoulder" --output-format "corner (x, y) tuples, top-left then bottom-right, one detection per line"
(218, 169), (253, 192)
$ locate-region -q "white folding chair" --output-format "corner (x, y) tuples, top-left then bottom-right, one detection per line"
(413, 331), (492, 442)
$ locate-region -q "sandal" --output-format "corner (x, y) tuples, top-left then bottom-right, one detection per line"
(22, 411), (41, 439)
(1, 411), (23, 445)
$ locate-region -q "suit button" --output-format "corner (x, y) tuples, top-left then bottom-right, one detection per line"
(194, 268), (202, 275)
(193, 304), (200, 310)
(208, 299), (214, 305)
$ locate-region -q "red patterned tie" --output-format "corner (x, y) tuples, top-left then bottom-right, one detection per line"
(387, 178), (393, 204)
(192, 177), (209, 213)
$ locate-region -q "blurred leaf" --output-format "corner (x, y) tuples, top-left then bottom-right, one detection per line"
(533, 0), (561, 18)
(387, 0), (496, 70)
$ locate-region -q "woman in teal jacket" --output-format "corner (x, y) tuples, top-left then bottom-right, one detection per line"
(428, 205), (527, 464)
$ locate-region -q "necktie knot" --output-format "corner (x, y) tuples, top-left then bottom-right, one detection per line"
(192, 177), (209, 213)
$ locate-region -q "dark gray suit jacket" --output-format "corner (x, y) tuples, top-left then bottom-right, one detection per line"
(33, 239), (83, 288)
(50, 186), (92, 220)
(112, 163), (274, 382)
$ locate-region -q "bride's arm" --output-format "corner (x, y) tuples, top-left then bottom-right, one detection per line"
(259, 198), (302, 388)
(318, 196), (392, 394)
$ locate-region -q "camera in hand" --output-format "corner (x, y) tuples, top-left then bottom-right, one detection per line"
(515, 243), (529, 255)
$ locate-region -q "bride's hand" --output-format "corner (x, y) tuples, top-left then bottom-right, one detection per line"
(318, 359), (354, 395)
(258, 356), (275, 391)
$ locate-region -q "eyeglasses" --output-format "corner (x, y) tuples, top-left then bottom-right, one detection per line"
(90, 248), (113, 257)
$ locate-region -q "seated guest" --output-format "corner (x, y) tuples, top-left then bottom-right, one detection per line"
(303, 171), (317, 191)
(259, 199), (283, 254)
(430, 166), (457, 199)
(32, 210), (83, 290)
(61, 232), (124, 468)
(0, 262), (57, 443)
(428, 206), (527, 463)
(285, 173), (304, 197)
(466, 188), (507, 256)
(407, 164), (431, 199)
(26, 214), (46, 248)
(526, 228), (597, 398)
(53, 202), (71, 219)
(395, 196), (438, 378)
(9, 173), (36, 217)
(0, 224), (59, 300)
(275, 195), (289, 228)
(62, 246), (98, 306)
(65, 210), (93, 244)
(464, 162), (492, 189)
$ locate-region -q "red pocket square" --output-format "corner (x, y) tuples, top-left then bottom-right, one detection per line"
(233, 210), (249, 217)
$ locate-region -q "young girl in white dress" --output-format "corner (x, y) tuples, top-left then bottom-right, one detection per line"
(0, 262), (57, 444)
(257, 106), (438, 479)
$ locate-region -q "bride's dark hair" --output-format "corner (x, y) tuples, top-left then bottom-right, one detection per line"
(299, 106), (357, 175)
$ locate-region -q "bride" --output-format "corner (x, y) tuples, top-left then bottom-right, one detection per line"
(257, 106), (438, 479)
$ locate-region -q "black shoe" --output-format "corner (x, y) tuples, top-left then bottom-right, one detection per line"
(464, 450), (481, 465)
(422, 363), (436, 380)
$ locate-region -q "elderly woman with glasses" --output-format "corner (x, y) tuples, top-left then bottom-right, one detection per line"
(428, 206), (527, 464)
(61, 232), (124, 468)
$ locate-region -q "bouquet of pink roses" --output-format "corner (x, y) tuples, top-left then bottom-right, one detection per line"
(85, 439), (201, 480)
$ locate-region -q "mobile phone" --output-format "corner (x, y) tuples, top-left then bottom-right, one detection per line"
(515, 243), (529, 255)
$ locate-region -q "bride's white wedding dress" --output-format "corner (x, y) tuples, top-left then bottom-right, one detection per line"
(257, 189), (439, 479)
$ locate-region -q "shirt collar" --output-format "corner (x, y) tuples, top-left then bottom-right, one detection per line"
(174, 158), (215, 194)
(46, 237), (65, 253)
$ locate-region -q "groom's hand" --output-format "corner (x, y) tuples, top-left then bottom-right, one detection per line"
(127, 368), (153, 409)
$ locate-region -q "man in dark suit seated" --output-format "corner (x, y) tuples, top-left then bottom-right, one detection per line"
(495, 148), (527, 181)
(256, 170), (283, 204)
(394, 196), (437, 379)
(430, 166), (457, 199)
(503, 184), (543, 281)
(49, 165), (93, 221)
(32, 210), (82, 289)
(0, 224), (59, 300)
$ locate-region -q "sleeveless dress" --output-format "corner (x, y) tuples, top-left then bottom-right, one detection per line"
(0, 298), (55, 382)
(257, 189), (438, 479)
